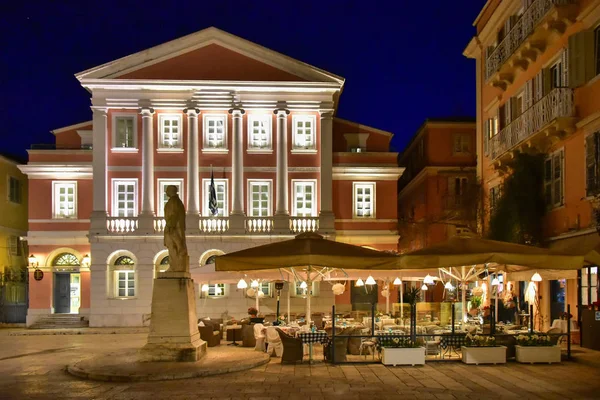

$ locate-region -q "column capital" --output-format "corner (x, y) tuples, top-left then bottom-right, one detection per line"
(228, 107), (245, 116)
(274, 108), (290, 116)
(184, 107), (200, 116)
(319, 109), (334, 119)
(91, 106), (109, 116)
(139, 107), (155, 116)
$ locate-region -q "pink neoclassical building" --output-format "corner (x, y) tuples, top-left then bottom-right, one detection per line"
(19, 28), (403, 327)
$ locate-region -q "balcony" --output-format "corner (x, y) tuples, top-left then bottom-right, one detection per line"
(105, 215), (320, 235)
(489, 87), (576, 163)
(485, 0), (577, 88)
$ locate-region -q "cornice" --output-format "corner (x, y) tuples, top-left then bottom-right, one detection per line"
(332, 166), (404, 181)
(18, 164), (93, 179)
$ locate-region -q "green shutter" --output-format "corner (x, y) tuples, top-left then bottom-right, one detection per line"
(543, 68), (552, 96)
(569, 30), (595, 88)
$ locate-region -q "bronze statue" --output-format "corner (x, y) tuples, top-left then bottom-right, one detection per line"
(164, 185), (188, 273)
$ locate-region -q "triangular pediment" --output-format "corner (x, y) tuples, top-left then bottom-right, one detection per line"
(76, 27), (344, 84)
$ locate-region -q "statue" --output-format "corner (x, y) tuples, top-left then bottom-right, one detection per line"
(163, 185), (188, 273)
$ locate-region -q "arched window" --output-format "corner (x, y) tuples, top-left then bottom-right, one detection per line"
(160, 256), (170, 265)
(113, 255), (135, 298)
(52, 253), (80, 267)
(157, 255), (170, 273)
(205, 255), (217, 265)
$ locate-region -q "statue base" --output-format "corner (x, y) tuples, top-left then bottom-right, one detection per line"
(139, 277), (206, 362)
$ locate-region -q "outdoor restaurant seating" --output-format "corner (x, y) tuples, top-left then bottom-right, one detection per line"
(242, 324), (256, 347)
(276, 328), (304, 363)
(197, 319), (222, 347)
(266, 326), (283, 357)
(253, 323), (266, 352)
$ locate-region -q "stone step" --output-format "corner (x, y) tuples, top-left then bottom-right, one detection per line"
(29, 314), (89, 329)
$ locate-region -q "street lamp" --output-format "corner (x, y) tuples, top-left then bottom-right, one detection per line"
(28, 254), (38, 268)
(82, 254), (91, 268)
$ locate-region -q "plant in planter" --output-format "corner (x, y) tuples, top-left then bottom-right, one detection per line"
(379, 337), (425, 366)
(462, 334), (506, 365)
(515, 334), (561, 364)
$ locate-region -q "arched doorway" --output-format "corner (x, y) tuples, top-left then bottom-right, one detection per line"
(52, 252), (81, 314)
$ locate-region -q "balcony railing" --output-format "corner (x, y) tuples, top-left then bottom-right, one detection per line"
(485, 0), (575, 81)
(105, 215), (324, 235)
(290, 217), (319, 234)
(489, 87), (574, 160)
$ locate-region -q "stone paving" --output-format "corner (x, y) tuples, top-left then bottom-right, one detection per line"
(0, 330), (599, 400)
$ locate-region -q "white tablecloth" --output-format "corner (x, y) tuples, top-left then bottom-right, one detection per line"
(551, 319), (577, 333)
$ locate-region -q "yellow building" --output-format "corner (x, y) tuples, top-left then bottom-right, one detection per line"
(0, 154), (28, 323)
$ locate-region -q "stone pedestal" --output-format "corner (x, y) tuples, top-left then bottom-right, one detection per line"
(139, 277), (206, 362)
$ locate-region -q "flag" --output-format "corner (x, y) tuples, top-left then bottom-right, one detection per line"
(208, 169), (218, 216)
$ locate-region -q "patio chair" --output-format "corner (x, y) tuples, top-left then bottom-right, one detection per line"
(254, 323), (266, 352)
(546, 327), (562, 345)
(276, 328), (303, 363)
(266, 326), (283, 357)
(358, 328), (376, 360)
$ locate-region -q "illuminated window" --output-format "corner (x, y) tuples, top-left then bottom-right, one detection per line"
(52, 253), (80, 266)
(114, 116), (136, 149)
(353, 182), (375, 218)
(53, 181), (77, 219)
(248, 114), (271, 150)
(203, 115), (227, 150)
(292, 180), (316, 217)
(159, 115), (182, 149)
(207, 283), (226, 297)
(116, 271), (135, 297)
(202, 178), (228, 217)
(157, 179), (183, 217)
(292, 115), (316, 150)
(113, 180), (137, 217)
(248, 181), (271, 217)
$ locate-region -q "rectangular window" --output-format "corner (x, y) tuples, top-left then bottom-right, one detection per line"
(9, 236), (21, 256)
(259, 282), (271, 297)
(116, 271), (135, 297)
(203, 115), (227, 149)
(207, 283), (226, 297)
(159, 115), (182, 149)
(450, 177), (469, 206)
(53, 182), (77, 219)
(353, 182), (375, 218)
(293, 281), (319, 297)
(489, 185), (501, 213)
(248, 181), (271, 217)
(595, 26), (600, 76)
(157, 179), (183, 217)
(453, 134), (471, 154)
(114, 116), (136, 148)
(550, 61), (564, 89)
(113, 180), (137, 217)
(248, 114), (271, 150)
(292, 180), (316, 217)
(8, 177), (21, 204)
(202, 178), (228, 217)
(586, 132), (600, 196)
(544, 149), (564, 208)
(292, 115), (316, 150)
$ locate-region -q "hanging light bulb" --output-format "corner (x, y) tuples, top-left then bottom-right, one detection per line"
(491, 277), (500, 286)
(237, 279), (248, 289)
(393, 277), (402, 285)
(531, 272), (542, 282)
(421, 283), (428, 291)
(365, 276), (376, 285)
(355, 278), (364, 287)
(201, 284), (209, 292)
(444, 281), (454, 291)
(423, 274), (435, 285)
(299, 281), (308, 289)
(250, 280), (259, 288)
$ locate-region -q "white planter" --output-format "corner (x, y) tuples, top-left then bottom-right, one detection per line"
(515, 345), (561, 364)
(381, 347), (425, 366)
(461, 346), (506, 365)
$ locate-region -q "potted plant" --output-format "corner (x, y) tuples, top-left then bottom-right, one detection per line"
(461, 334), (506, 365)
(515, 334), (561, 364)
(379, 337), (425, 366)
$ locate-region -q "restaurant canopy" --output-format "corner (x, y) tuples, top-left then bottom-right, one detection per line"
(214, 232), (399, 272)
(394, 235), (585, 271)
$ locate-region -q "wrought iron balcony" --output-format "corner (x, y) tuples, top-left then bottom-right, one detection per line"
(489, 87), (576, 161)
(485, 0), (576, 86)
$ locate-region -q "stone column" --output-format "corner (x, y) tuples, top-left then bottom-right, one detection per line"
(185, 107), (200, 233)
(90, 107), (108, 235)
(138, 108), (155, 234)
(229, 107), (246, 233)
(319, 110), (335, 233)
(274, 108), (290, 233)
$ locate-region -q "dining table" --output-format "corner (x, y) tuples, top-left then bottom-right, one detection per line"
(297, 330), (329, 363)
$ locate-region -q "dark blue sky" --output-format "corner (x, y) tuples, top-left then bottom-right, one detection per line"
(0, 1), (482, 160)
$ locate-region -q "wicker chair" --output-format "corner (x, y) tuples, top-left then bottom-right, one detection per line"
(276, 328), (303, 363)
(546, 327), (562, 345)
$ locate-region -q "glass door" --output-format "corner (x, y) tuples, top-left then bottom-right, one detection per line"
(70, 273), (81, 314)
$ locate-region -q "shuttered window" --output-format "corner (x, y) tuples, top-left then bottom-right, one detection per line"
(568, 29), (596, 88)
(544, 149), (564, 208)
(586, 132), (600, 197)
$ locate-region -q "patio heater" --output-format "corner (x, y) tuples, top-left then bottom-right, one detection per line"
(275, 281), (284, 322)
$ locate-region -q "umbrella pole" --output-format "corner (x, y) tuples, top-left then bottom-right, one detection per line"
(306, 268), (312, 326)
(462, 279), (467, 324)
(400, 283), (404, 325)
(287, 281), (291, 323)
(386, 281), (390, 315)
(256, 291), (260, 313)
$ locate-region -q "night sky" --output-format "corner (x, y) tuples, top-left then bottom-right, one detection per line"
(1, 1), (482, 161)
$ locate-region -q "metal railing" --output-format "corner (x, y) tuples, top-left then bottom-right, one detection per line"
(485, 0), (575, 80)
(489, 87), (574, 160)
